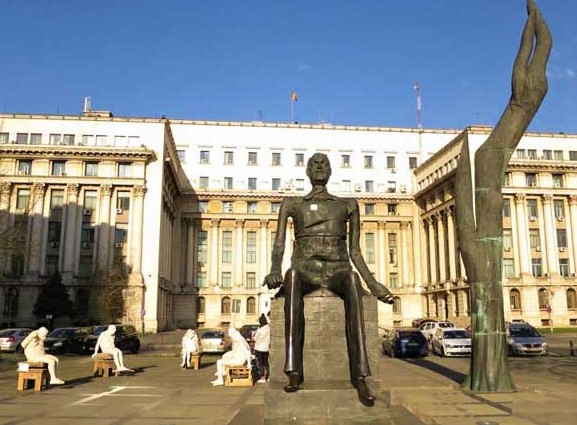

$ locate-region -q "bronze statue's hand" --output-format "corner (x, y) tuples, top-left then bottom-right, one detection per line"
(263, 272), (283, 289)
(369, 282), (394, 305)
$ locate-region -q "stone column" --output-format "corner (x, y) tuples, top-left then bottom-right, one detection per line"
(400, 222), (410, 286)
(210, 219), (220, 285)
(542, 195), (558, 276)
(28, 183), (46, 275)
(259, 219), (269, 281)
(235, 219), (244, 285)
(514, 194), (531, 275)
(0, 182), (12, 234)
(436, 212), (447, 283)
(569, 196), (577, 275)
(446, 208), (457, 281)
(427, 217), (437, 284)
(97, 184), (112, 270)
(377, 221), (387, 283)
(411, 211), (423, 289)
(185, 218), (195, 284)
(62, 184), (79, 280)
(130, 185), (146, 274)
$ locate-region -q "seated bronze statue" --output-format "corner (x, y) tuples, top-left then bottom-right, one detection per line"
(264, 153), (394, 406)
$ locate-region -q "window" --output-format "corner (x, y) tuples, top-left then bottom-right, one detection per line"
(0, 132), (9, 143)
(272, 178), (281, 191)
(84, 162), (98, 177)
(50, 189), (64, 209)
(47, 221), (61, 246)
(224, 177), (233, 190)
(198, 201), (208, 213)
(49, 134), (62, 145)
(516, 149), (526, 159)
(221, 272), (232, 288)
(176, 150), (186, 163)
(557, 229), (567, 248)
(342, 180), (351, 192)
(529, 229), (540, 250)
(570, 151), (577, 161)
(16, 189), (30, 210)
(503, 258), (515, 278)
(199, 176), (209, 189)
(503, 229), (512, 251)
(248, 151), (258, 165)
(197, 231), (208, 263)
(16, 133), (28, 144)
(409, 156), (418, 169)
(247, 201), (257, 214)
(271, 202), (281, 214)
(246, 272), (256, 288)
(221, 297), (231, 314)
(543, 149), (552, 160)
(527, 199), (538, 218)
(81, 135), (95, 146)
(117, 191), (130, 210)
(222, 231), (232, 263)
(45, 255), (59, 277)
(538, 288), (549, 309)
(81, 223), (95, 245)
(554, 200), (565, 219)
(364, 233), (375, 264)
(525, 173), (537, 187)
(389, 273), (399, 289)
(532, 258), (543, 277)
(118, 162), (132, 178)
(10, 254), (25, 277)
(295, 179), (304, 191)
(554, 150), (564, 160)
(17, 160), (32, 175)
(387, 181), (396, 193)
(364, 155), (373, 168)
(223, 201), (233, 213)
(224, 151), (234, 165)
(365, 181), (374, 193)
(552, 174), (564, 188)
(248, 178), (257, 191)
(341, 154), (351, 168)
(114, 136), (128, 147)
(388, 233), (397, 265)
(527, 149), (537, 159)
(30, 134), (42, 145)
(387, 204), (398, 215)
(246, 231), (257, 263)
(392, 296), (401, 314)
(198, 297), (206, 314)
(63, 134), (75, 145)
(51, 161), (66, 176)
(504, 173), (511, 186)
(559, 259), (570, 277)
(272, 152), (281, 166)
(78, 254), (93, 277)
(200, 150), (210, 164)
(295, 153), (304, 166)
(510, 289), (522, 310)
(386, 156), (396, 169)
(83, 190), (97, 210)
(567, 288), (577, 310)
(247, 297), (257, 314)
(503, 198), (511, 218)
(232, 299), (241, 314)
(96, 135), (109, 146)
(365, 203), (375, 215)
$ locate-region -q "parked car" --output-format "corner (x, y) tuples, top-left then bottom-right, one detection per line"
(83, 324), (141, 354)
(411, 318), (437, 328)
(43, 327), (87, 354)
(431, 327), (472, 357)
(507, 323), (547, 356)
(381, 328), (428, 358)
(239, 324), (259, 352)
(199, 329), (231, 354)
(418, 320), (455, 341)
(0, 328), (32, 353)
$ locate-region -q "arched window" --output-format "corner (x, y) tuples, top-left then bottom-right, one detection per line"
(567, 288), (577, 310)
(392, 296), (401, 314)
(509, 288), (522, 310)
(246, 297), (256, 314)
(221, 296), (231, 314)
(538, 288), (549, 310)
(198, 296), (205, 314)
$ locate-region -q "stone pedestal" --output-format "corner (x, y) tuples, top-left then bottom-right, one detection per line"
(265, 294), (389, 424)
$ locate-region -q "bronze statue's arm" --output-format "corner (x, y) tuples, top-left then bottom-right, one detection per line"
(263, 198), (292, 288)
(348, 199), (394, 304)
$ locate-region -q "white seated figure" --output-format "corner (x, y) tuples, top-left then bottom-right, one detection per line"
(21, 326), (65, 385)
(92, 324), (133, 372)
(211, 327), (252, 386)
(180, 329), (200, 369)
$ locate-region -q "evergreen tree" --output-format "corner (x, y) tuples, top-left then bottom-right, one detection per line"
(33, 271), (75, 320)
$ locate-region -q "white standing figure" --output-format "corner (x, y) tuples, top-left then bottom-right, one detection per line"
(211, 328), (252, 386)
(180, 329), (200, 369)
(92, 325), (133, 372)
(21, 327), (65, 385)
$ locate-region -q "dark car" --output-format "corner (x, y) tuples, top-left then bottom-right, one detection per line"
(83, 324), (141, 354)
(382, 328), (429, 358)
(43, 327), (87, 354)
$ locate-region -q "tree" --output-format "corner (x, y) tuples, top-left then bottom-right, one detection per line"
(33, 271), (75, 322)
(454, 0), (551, 392)
(89, 268), (127, 324)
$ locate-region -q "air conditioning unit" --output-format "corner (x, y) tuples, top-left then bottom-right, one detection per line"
(116, 208), (123, 214)
(49, 242), (59, 248)
(557, 216), (564, 221)
(390, 168), (397, 173)
(560, 247), (566, 252)
(400, 185), (407, 193)
(504, 247), (511, 252)
(284, 184), (293, 190)
(59, 172), (67, 176)
(529, 216), (537, 222)
(115, 242), (123, 248)
(82, 242), (91, 249)
(354, 184), (362, 192)
(536, 246), (542, 252)
(82, 209), (92, 216)
(554, 183), (561, 188)
(18, 171), (28, 175)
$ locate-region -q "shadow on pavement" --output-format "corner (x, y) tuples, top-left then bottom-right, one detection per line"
(403, 358), (467, 384)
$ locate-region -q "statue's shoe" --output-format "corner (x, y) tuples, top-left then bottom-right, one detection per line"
(355, 377), (375, 407)
(50, 378), (65, 385)
(283, 372), (301, 393)
(211, 378), (224, 386)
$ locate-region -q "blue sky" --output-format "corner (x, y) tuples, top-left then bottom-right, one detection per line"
(1, 0), (576, 133)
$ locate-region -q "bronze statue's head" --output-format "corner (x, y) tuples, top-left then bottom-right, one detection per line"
(306, 153), (332, 186)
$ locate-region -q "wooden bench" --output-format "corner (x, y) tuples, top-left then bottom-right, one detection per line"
(189, 353), (202, 370)
(93, 353), (118, 378)
(224, 365), (252, 387)
(17, 362), (49, 391)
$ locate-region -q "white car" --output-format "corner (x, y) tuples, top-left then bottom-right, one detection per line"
(431, 327), (471, 357)
(418, 321), (455, 341)
(0, 328), (32, 353)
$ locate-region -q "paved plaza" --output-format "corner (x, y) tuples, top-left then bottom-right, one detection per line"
(0, 331), (576, 424)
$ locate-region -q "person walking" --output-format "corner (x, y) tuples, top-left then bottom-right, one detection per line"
(254, 313), (270, 383)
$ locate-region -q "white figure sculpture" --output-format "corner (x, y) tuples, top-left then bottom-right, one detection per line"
(180, 329), (200, 369)
(211, 327), (253, 386)
(21, 327), (65, 385)
(92, 325), (133, 372)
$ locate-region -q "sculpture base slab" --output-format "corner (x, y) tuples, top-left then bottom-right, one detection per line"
(263, 380), (390, 425)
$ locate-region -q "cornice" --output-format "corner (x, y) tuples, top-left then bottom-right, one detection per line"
(0, 145), (156, 161)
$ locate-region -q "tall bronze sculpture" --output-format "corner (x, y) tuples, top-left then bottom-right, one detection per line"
(264, 153), (394, 406)
(454, 0), (551, 392)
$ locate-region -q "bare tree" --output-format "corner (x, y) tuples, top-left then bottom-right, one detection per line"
(455, 0), (551, 392)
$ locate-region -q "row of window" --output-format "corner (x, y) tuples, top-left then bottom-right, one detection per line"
(0, 132), (140, 147)
(196, 200), (399, 215)
(15, 187), (131, 211)
(509, 287), (577, 310)
(503, 257), (571, 278)
(502, 197), (566, 220)
(504, 172), (566, 188)
(515, 148), (577, 161)
(15, 159), (133, 178)
(192, 150), (417, 170)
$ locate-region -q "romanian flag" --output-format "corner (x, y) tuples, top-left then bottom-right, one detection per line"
(291, 90), (298, 102)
